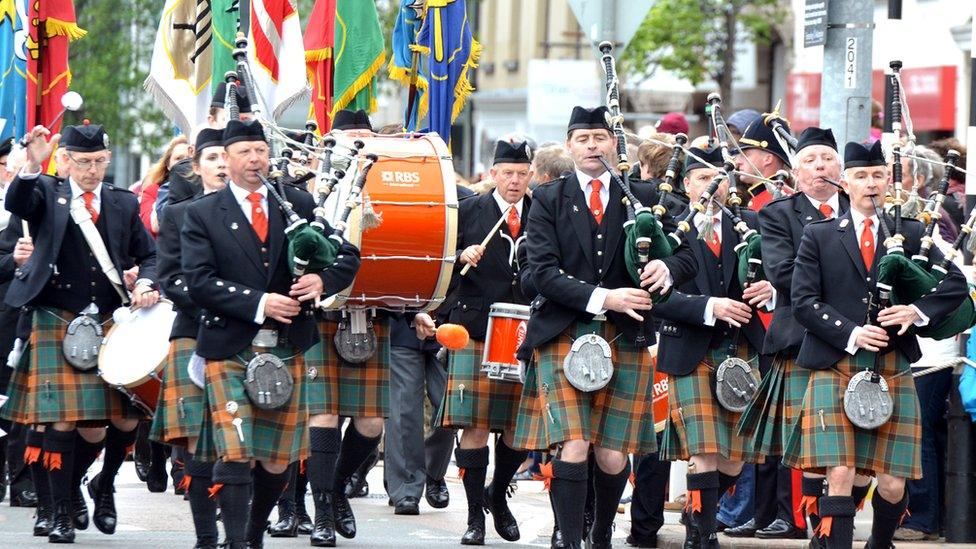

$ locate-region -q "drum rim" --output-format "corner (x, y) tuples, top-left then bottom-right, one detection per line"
(97, 300), (174, 386)
(488, 302), (531, 318)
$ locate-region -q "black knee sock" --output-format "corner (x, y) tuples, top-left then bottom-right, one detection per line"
(72, 433), (103, 488)
(686, 471), (720, 541)
(26, 429), (51, 509)
(277, 462), (298, 506)
(818, 495), (856, 549)
(213, 461), (252, 544)
(870, 491), (908, 547)
(490, 438), (527, 504)
(99, 425), (137, 491)
(43, 429), (76, 507)
(456, 447), (489, 526)
(591, 461), (631, 538)
(852, 482), (871, 511)
(550, 459), (589, 544)
(334, 426), (381, 490)
(247, 464), (290, 542)
(718, 471), (740, 499)
(801, 476), (825, 533)
(308, 427), (341, 497)
(185, 458), (218, 545)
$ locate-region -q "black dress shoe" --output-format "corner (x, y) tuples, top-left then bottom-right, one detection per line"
(425, 476), (450, 509)
(70, 485), (89, 530)
(461, 523), (485, 545)
(88, 473), (118, 535)
(310, 492), (336, 547)
(344, 449), (378, 499)
(297, 509), (313, 535)
(552, 528), (568, 549)
(626, 533), (657, 547)
(10, 488), (38, 507)
(484, 484), (520, 542)
(267, 500), (298, 537)
(394, 496), (420, 515)
(34, 502), (55, 536)
(755, 518), (807, 539)
(724, 518), (758, 537)
(332, 491), (356, 538)
(49, 501), (76, 543)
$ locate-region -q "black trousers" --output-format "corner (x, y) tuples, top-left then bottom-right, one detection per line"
(754, 456), (797, 528)
(630, 434), (671, 541)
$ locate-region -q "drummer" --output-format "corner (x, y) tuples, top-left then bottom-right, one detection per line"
(3, 123), (160, 544)
(414, 137), (534, 545)
(652, 146), (774, 548)
(147, 128), (226, 549)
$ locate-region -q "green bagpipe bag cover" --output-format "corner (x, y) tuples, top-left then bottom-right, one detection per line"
(735, 233), (765, 288)
(876, 253), (976, 340)
(624, 211), (675, 303)
(287, 224), (339, 274)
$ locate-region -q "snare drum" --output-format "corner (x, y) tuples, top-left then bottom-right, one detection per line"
(322, 132), (457, 311)
(481, 303), (530, 383)
(649, 345), (669, 433)
(98, 301), (177, 415)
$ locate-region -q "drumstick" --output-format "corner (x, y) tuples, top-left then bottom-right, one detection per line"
(21, 219), (29, 239)
(460, 204), (513, 276)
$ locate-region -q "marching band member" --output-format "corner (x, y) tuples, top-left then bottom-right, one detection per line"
(423, 137), (534, 545)
(735, 115), (792, 212)
(148, 128), (226, 549)
(786, 141), (967, 549)
(180, 119), (360, 549)
(3, 123), (160, 543)
(516, 106), (696, 549)
(654, 146), (774, 549)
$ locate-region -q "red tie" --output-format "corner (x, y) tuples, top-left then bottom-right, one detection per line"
(706, 218), (721, 257)
(247, 192), (268, 242)
(82, 191), (98, 224)
(819, 204), (834, 218)
(506, 206), (520, 236)
(860, 218), (875, 271)
(589, 179), (604, 224)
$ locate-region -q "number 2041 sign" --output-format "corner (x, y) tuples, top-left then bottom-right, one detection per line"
(845, 37), (857, 89)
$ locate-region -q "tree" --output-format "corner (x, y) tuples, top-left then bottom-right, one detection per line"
(621, 0), (785, 110)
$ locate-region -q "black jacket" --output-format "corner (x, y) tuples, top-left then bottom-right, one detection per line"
(653, 208), (771, 375)
(3, 174), (157, 309)
(180, 184), (360, 359)
(760, 192), (849, 355)
(157, 184), (204, 341)
(792, 213), (967, 369)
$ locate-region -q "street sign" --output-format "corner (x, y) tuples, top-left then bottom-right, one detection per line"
(804, 0), (829, 47)
(567, 0), (655, 56)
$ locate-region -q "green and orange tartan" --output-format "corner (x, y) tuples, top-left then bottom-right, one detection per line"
(511, 358), (547, 451)
(201, 345), (309, 464)
(440, 339), (524, 432)
(1, 345), (32, 424)
(149, 338), (206, 448)
(782, 350), (922, 479)
(519, 319), (657, 454)
(737, 354), (810, 457)
(1, 309), (139, 425)
(661, 341), (758, 463)
(303, 317), (390, 418)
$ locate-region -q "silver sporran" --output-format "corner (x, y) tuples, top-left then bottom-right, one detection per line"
(715, 356), (761, 412)
(843, 370), (893, 430)
(562, 334), (614, 392)
(243, 353), (295, 410)
(187, 353), (206, 390)
(62, 315), (103, 371)
(334, 320), (377, 364)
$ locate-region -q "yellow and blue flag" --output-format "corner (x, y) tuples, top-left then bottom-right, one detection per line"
(387, 0), (427, 131)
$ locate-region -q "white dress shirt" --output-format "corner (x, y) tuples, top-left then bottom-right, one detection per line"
(491, 189), (524, 220)
(229, 181), (272, 324)
(69, 178), (103, 214)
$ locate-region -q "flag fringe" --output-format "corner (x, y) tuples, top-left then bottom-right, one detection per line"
(143, 76), (192, 135)
(272, 85), (311, 121)
(44, 18), (87, 41)
(450, 38), (480, 123)
(331, 51), (386, 117)
(387, 58), (430, 122)
(305, 47), (332, 64)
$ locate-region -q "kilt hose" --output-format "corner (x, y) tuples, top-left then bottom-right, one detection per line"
(303, 318), (390, 418)
(737, 353), (809, 457)
(661, 341), (757, 463)
(0, 308), (139, 425)
(201, 345), (309, 464)
(518, 318), (657, 454)
(783, 350), (922, 479)
(440, 339), (524, 433)
(149, 338), (205, 448)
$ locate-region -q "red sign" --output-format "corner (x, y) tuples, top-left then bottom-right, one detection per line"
(787, 66), (957, 132)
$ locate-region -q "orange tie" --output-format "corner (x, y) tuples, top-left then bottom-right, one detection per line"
(82, 191), (98, 224)
(860, 218), (875, 271)
(819, 203), (834, 218)
(589, 179), (604, 224)
(247, 192), (268, 242)
(706, 218), (721, 257)
(507, 206), (520, 236)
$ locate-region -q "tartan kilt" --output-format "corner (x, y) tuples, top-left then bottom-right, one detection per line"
(149, 338), (205, 447)
(661, 343), (757, 463)
(782, 350), (922, 479)
(8, 308), (139, 424)
(440, 339), (524, 432)
(202, 345), (309, 464)
(303, 318), (390, 418)
(737, 354), (809, 456)
(511, 359), (547, 451)
(528, 319), (657, 454)
(1, 348), (32, 424)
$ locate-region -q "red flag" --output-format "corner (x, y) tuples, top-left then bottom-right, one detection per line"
(304, 0), (335, 133)
(25, 0), (85, 135)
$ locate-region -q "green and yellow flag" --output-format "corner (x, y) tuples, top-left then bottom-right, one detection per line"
(331, 0), (385, 116)
(210, 0), (240, 87)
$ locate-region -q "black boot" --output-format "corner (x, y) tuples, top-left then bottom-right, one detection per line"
(44, 429), (78, 542)
(818, 495), (856, 549)
(866, 491), (908, 549)
(310, 490), (337, 547)
(686, 471), (720, 548)
(27, 430), (53, 536)
(70, 434), (102, 531)
(295, 467), (313, 535)
(307, 427), (341, 545)
(550, 459), (589, 549)
(485, 438), (526, 542)
(333, 426), (381, 539)
(456, 447), (488, 545)
(185, 458), (219, 549)
(245, 464), (289, 548)
(90, 425), (136, 534)
(268, 464), (298, 537)
(589, 460), (631, 549)
(345, 446), (378, 498)
(49, 499), (76, 543)
(801, 476), (825, 549)
(681, 509), (699, 549)
(133, 422), (151, 483)
(213, 461), (252, 547)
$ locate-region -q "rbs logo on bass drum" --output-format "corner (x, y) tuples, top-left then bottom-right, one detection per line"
(380, 170), (421, 187)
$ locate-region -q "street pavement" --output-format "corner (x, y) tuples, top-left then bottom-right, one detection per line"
(0, 459), (969, 548)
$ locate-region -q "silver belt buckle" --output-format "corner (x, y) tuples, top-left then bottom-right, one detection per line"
(252, 329), (279, 348)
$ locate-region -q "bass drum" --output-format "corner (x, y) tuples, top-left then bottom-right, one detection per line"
(98, 301), (177, 415)
(320, 132), (458, 312)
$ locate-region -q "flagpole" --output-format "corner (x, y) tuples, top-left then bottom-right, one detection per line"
(404, 49), (421, 130)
